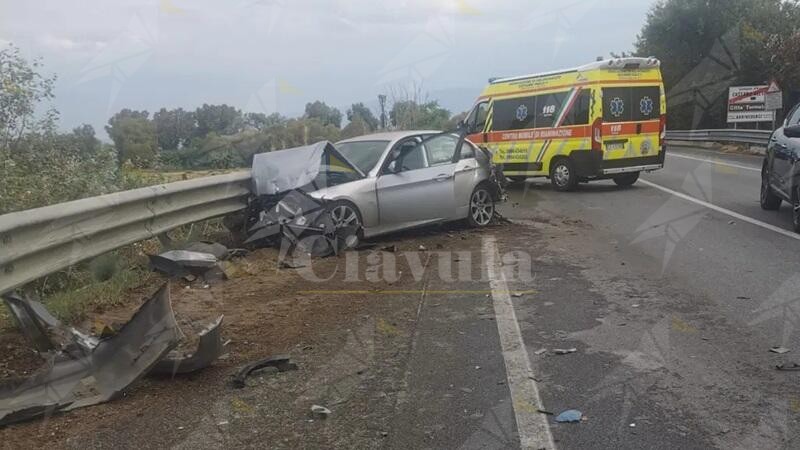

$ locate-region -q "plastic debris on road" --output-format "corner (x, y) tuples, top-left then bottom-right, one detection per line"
(555, 409), (583, 423)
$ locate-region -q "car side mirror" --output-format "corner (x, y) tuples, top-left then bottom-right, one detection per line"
(785, 125), (800, 138)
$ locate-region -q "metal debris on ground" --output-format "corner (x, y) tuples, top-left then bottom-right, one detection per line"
(231, 355), (298, 388)
(149, 250), (217, 278)
(553, 348), (578, 355)
(311, 404), (332, 418)
(2, 293), (99, 357)
(181, 241), (229, 260)
(0, 285), (182, 427)
(151, 316), (227, 376)
(770, 346), (791, 354)
(776, 362), (800, 371)
(555, 409), (583, 423)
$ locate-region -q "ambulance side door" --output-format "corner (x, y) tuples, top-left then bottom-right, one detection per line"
(464, 101), (490, 143)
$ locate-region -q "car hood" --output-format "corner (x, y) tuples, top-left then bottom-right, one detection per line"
(251, 141), (364, 196)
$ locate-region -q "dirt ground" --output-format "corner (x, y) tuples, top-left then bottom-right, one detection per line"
(0, 223), (497, 449)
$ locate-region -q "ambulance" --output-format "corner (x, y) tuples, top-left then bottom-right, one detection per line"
(462, 57), (666, 191)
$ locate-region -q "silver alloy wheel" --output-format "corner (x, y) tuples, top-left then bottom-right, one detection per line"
(553, 163), (570, 186)
(331, 204), (359, 228)
(470, 188), (494, 226)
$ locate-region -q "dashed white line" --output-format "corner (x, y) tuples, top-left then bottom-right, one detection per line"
(483, 235), (555, 450)
(639, 179), (800, 241)
(668, 152), (761, 172)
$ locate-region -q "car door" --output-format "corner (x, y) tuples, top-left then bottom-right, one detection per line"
(771, 105), (800, 197)
(376, 135), (457, 228)
(453, 140), (481, 217)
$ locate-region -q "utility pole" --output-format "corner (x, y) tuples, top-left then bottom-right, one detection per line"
(378, 94), (387, 130)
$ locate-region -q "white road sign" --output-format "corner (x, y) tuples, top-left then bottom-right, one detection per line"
(727, 85), (775, 123)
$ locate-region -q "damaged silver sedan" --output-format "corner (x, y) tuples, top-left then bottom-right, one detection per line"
(248, 131), (505, 252)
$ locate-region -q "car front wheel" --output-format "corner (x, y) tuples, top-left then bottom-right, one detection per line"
(761, 167), (781, 210)
(467, 185), (495, 227)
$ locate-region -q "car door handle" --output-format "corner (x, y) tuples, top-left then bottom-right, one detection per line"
(434, 174), (453, 182)
(456, 166), (477, 173)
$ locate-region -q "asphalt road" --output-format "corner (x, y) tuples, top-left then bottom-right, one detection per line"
(487, 145), (800, 449)
(5, 145), (800, 450)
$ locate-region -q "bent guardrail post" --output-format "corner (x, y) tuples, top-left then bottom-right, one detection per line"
(0, 170), (252, 295)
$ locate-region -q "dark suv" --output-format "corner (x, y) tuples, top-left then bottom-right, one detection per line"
(761, 102), (800, 231)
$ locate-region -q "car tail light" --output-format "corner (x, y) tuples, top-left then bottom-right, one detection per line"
(592, 118), (603, 151)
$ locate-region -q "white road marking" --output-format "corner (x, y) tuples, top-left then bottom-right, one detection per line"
(639, 179), (800, 241)
(668, 152), (760, 172)
(483, 236), (555, 450)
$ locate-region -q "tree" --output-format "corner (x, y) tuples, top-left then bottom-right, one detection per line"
(106, 109), (158, 167)
(70, 124), (102, 157)
(341, 115), (370, 139)
(244, 112), (286, 130)
(194, 104), (243, 137)
(304, 100), (342, 128)
(445, 111), (469, 130)
(153, 108), (196, 151)
(634, 0), (800, 128)
(390, 100), (451, 130)
(0, 44), (56, 151)
(346, 103), (379, 131)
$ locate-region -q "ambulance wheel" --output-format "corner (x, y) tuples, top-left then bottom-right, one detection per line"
(613, 172), (640, 187)
(550, 158), (578, 192)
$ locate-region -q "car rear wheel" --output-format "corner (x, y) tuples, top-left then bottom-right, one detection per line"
(761, 166), (781, 210)
(550, 158), (578, 191)
(613, 172), (640, 187)
(467, 185), (495, 227)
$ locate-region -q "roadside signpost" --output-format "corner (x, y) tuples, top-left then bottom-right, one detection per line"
(727, 85), (775, 126)
(765, 80), (783, 129)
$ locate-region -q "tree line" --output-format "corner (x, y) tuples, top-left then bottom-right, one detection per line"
(633, 0), (800, 129)
(106, 97), (456, 170)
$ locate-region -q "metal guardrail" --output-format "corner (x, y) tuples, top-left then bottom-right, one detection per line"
(665, 129), (772, 145)
(0, 170), (251, 294)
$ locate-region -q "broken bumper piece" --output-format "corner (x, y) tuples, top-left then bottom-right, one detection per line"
(151, 315), (226, 376)
(0, 285), (182, 427)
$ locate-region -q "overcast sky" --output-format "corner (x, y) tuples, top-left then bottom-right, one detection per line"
(0, 0), (655, 138)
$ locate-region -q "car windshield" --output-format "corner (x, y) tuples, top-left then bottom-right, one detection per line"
(334, 140), (390, 173)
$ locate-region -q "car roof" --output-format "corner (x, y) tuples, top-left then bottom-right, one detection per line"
(337, 130), (442, 145)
